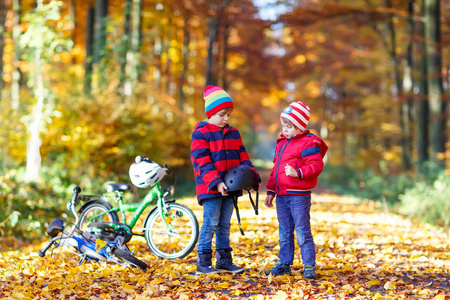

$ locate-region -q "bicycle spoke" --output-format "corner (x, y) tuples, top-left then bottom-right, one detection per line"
(145, 203), (199, 259)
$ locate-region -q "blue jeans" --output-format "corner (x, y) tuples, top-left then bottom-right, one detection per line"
(197, 196), (234, 252)
(276, 194), (315, 266)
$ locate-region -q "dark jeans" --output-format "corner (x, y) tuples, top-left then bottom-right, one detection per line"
(197, 196), (234, 252)
(276, 194), (315, 266)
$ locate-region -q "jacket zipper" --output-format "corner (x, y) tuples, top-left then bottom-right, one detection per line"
(221, 128), (227, 171)
(275, 138), (291, 193)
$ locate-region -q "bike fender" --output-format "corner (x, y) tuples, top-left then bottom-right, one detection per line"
(79, 199), (115, 214)
(142, 206), (159, 230)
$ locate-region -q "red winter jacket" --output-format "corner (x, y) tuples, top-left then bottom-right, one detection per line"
(266, 130), (328, 196)
(190, 121), (258, 203)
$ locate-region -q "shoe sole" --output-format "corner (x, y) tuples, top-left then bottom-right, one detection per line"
(265, 272), (291, 276)
(217, 268), (245, 274)
(195, 271), (220, 275)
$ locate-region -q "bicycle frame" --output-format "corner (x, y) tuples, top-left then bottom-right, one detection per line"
(40, 187), (131, 265)
(86, 181), (174, 233)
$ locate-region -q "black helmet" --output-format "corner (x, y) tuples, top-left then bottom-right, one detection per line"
(224, 164), (260, 236)
(224, 164), (259, 193)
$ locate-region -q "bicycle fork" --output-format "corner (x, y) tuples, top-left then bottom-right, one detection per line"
(158, 200), (177, 234)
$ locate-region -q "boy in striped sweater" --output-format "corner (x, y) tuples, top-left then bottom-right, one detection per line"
(190, 85), (259, 275)
(265, 101), (328, 279)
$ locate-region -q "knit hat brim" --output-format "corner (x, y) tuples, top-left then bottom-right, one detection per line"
(204, 86), (234, 118)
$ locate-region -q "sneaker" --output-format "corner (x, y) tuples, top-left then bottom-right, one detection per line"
(265, 263), (291, 276)
(303, 265), (317, 279)
(196, 265), (219, 275)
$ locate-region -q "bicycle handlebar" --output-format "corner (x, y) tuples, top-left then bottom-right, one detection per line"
(70, 186), (81, 226)
(38, 240), (54, 257)
(39, 186), (82, 257)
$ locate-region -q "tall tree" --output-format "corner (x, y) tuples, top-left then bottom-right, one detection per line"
(417, 0), (429, 173)
(178, 6), (190, 109)
(122, 0), (142, 98)
(93, 0), (108, 65)
(22, 0), (71, 182)
(0, 0), (6, 97)
(401, 0), (415, 170)
(84, 6), (95, 94)
(205, 2), (221, 86)
(11, 0), (22, 110)
(119, 0), (131, 98)
(416, 18), (430, 173)
(424, 0), (446, 165)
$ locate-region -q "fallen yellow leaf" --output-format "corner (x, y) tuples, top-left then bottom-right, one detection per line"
(384, 281), (395, 290)
(367, 280), (380, 287)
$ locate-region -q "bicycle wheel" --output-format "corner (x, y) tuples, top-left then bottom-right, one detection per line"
(144, 202), (199, 259)
(111, 248), (148, 271)
(78, 200), (119, 232)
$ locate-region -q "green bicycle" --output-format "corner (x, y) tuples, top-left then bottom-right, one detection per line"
(77, 156), (199, 259)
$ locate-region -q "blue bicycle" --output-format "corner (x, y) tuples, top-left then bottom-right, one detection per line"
(39, 186), (148, 271)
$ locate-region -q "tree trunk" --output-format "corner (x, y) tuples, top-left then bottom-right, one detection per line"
(206, 12), (219, 86)
(221, 22), (229, 91)
(402, 0), (414, 169)
(124, 0), (142, 98)
(424, 0), (446, 165)
(163, 18), (171, 96)
(68, 0), (76, 64)
(0, 0), (6, 97)
(386, 0), (411, 170)
(119, 0), (131, 97)
(94, 0), (108, 64)
(24, 1), (44, 182)
(179, 13), (189, 110)
(417, 3), (429, 173)
(84, 6), (95, 94)
(11, 0), (21, 110)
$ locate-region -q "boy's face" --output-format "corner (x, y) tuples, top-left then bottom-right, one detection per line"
(281, 119), (302, 139)
(209, 108), (233, 128)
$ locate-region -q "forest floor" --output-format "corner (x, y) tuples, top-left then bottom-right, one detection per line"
(0, 193), (449, 299)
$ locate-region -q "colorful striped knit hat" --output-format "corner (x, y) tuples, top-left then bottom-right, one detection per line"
(203, 85), (234, 118)
(280, 101), (311, 131)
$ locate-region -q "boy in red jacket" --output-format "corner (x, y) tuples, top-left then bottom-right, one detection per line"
(265, 101), (328, 279)
(191, 85), (259, 275)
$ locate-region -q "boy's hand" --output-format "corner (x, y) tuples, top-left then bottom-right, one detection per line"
(285, 164), (297, 177)
(217, 182), (228, 196)
(265, 194), (274, 207)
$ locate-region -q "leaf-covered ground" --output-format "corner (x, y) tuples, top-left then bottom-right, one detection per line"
(1, 194), (449, 299)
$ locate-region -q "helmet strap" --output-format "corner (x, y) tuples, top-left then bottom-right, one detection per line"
(231, 190), (259, 236)
(248, 189), (259, 215)
(231, 194), (245, 236)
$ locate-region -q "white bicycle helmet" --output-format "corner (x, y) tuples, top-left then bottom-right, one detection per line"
(129, 157), (166, 188)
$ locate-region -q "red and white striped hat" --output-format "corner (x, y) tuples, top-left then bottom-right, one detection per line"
(280, 101), (310, 131)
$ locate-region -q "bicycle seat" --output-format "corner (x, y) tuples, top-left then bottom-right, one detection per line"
(107, 184), (131, 192)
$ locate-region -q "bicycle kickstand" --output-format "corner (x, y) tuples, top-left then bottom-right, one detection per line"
(78, 255), (87, 266)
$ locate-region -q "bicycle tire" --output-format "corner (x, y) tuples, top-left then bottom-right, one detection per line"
(111, 248), (148, 271)
(144, 202), (199, 259)
(78, 200), (119, 232)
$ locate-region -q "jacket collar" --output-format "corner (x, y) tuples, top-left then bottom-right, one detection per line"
(277, 129), (310, 143)
(196, 121), (232, 133)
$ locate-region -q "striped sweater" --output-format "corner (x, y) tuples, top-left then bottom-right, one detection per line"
(266, 130), (328, 196)
(190, 121), (258, 203)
